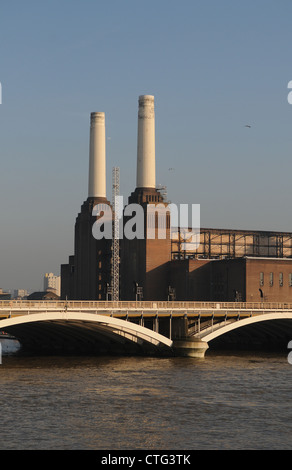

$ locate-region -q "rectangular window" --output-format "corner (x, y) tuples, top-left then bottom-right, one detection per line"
(260, 272), (264, 286)
(289, 273), (292, 287)
(279, 272), (283, 287)
(269, 272), (273, 287)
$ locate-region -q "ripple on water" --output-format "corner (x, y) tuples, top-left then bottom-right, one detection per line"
(0, 352), (291, 450)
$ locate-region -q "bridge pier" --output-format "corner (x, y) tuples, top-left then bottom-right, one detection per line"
(172, 337), (209, 358)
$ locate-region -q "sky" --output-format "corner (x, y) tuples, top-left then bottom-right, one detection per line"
(1, 0), (292, 292)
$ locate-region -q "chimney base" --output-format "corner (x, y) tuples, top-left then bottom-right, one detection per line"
(128, 187), (164, 205)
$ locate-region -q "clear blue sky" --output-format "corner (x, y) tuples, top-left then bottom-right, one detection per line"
(1, 0), (292, 292)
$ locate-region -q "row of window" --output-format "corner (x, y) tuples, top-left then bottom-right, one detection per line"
(259, 272), (292, 287)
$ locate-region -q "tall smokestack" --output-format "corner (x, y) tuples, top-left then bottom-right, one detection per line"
(136, 95), (156, 189)
(88, 112), (106, 198)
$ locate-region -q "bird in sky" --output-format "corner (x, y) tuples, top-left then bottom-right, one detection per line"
(244, 125), (251, 128)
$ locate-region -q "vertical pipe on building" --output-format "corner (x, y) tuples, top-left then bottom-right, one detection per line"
(136, 95), (156, 189)
(88, 112), (106, 198)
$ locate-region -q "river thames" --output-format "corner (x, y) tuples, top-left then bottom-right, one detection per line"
(0, 350), (291, 450)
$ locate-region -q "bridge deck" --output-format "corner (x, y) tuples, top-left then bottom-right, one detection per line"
(2, 300), (292, 310)
(0, 301), (289, 336)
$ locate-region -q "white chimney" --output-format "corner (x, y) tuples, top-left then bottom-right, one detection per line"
(136, 95), (156, 189)
(88, 112), (106, 198)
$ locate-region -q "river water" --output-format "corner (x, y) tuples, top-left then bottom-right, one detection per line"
(0, 350), (291, 450)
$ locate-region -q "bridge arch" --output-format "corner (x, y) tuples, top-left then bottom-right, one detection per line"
(200, 312), (292, 349)
(0, 311), (173, 355)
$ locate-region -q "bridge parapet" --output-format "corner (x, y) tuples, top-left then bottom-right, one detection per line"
(2, 300), (292, 311)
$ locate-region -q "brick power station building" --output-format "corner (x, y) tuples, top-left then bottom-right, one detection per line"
(61, 96), (292, 303)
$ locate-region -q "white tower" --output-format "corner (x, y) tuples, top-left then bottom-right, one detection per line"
(136, 95), (156, 189)
(88, 112), (106, 198)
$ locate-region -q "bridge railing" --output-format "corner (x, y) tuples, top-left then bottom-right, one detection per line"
(2, 300), (292, 310)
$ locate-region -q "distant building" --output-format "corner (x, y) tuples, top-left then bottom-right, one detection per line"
(27, 290), (60, 300)
(0, 288), (11, 300)
(44, 273), (60, 297)
(13, 289), (28, 299)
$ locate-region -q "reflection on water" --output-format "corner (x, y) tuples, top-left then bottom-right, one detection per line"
(0, 351), (291, 450)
